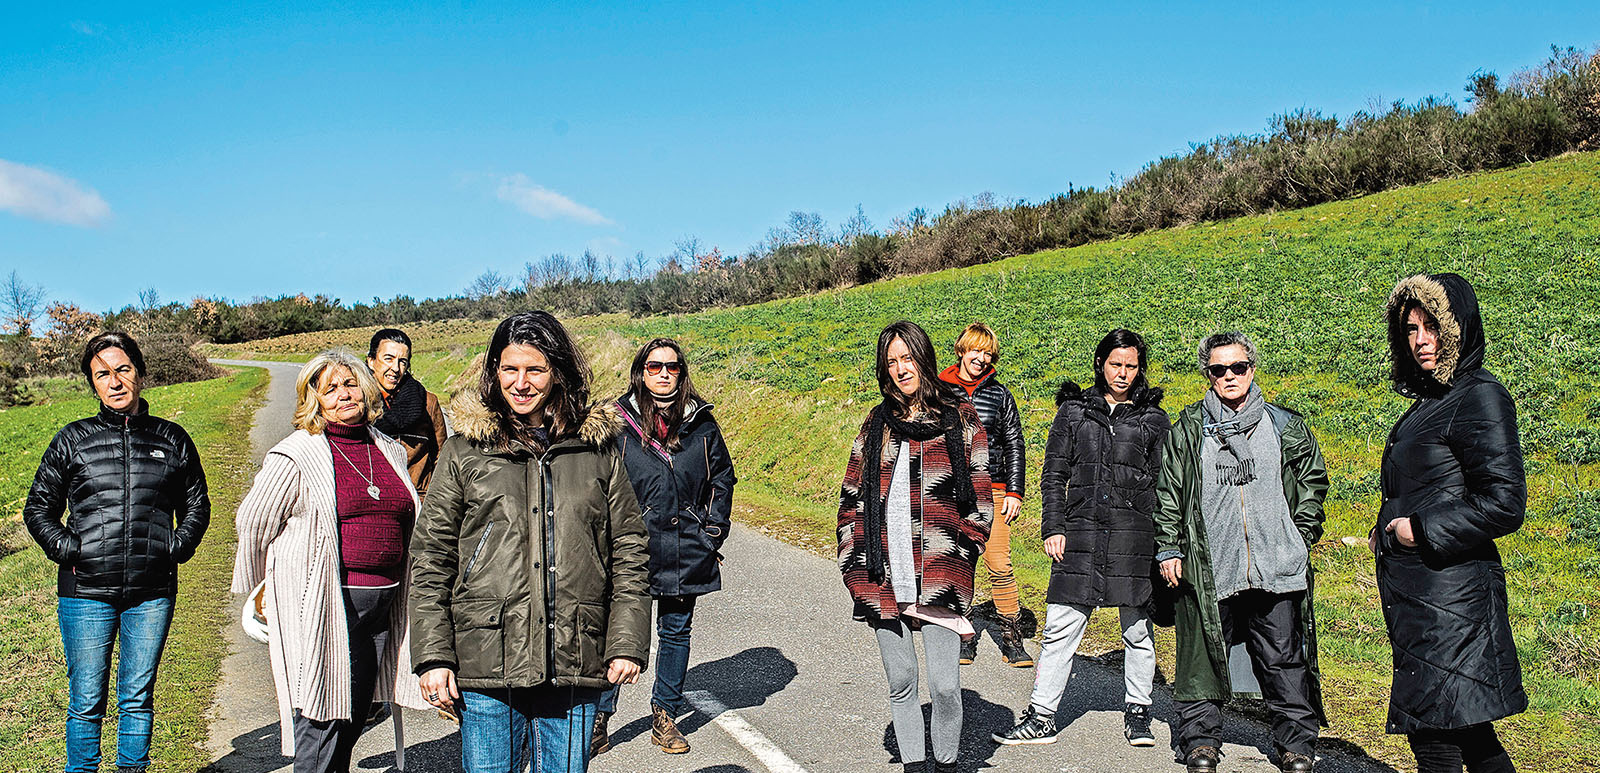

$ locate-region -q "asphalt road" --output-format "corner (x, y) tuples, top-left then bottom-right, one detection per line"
(201, 359), (1400, 773)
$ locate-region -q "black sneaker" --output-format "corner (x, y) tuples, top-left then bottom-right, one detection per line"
(1123, 702), (1155, 747)
(959, 635), (977, 665)
(991, 706), (1060, 745)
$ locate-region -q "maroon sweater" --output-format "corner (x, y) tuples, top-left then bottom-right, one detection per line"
(326, 421), (413, 587)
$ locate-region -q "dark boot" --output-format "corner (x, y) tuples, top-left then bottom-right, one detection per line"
(933, 761), (958, 773)
(590, 710), (612, 757)
(1278, 751), (1315, 772)
(959, 632), (977, 665)
(998, 613), (1034, 667)
(902, 763), (926, 773)
(651, 703), (690, 754)
(1123, 702), (1155, 747)
(1186, 745), (1222, 773)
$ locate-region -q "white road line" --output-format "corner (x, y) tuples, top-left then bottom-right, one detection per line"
(684, 689), (809, 773)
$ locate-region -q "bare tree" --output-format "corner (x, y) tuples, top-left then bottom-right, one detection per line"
(632, 251), (652, 279)
(580, 249), (601, 281)
(673, 236), (705, 267)
(467, 269), (509, 299)
(2, 270), (46, 336)
(840, 204), (875, 242)
(138, 287), (161, 313)
(785, 211), (828, 246)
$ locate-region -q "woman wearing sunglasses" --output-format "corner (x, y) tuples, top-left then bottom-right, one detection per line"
(1376, 275), (1525, 773)
(590, 337), (737, 758)
(1153, 331), (1328, 773)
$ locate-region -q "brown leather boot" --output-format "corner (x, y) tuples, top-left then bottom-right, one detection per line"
(590, 710), (612, 757)
(998, 613), (1035, 667)
(651, 703), (690, 754)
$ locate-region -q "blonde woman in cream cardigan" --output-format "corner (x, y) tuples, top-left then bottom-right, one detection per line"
(232, 349), (428, 772)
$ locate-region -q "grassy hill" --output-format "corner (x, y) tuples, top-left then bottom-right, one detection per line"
(206, 151), (1600, 771)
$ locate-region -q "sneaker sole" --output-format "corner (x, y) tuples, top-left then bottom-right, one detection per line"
(652, 737), (691, 754)
(991, 733), (1059, 745)
(959, 657), (974, 665)
(1127, 736), (1156, 747)
(1003, 658), (1035, 668)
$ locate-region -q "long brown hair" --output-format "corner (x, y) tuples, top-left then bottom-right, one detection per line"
(477, 311), (592, 451)
(627, 337), (703, 452)
(875, 321), (958, 420)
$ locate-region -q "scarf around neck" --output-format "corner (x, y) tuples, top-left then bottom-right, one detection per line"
(859, 400), (975, 585)
(1202, 383), (1266, 486)
(373, 373), (427, 438)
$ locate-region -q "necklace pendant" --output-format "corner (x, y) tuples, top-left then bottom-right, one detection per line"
(367, 484), (381, 501)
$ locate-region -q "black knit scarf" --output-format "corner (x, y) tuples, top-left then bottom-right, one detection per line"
(860, 400), (975, 585)
(374, 372), (427, 438)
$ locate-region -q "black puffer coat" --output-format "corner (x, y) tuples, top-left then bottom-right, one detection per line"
(614, 395), (738, 597)
(23, 401), (210, 601)
(1041, 382), (1169, 608)
(940, 366), (1026, 499)
(1378, 273), (1527, 733)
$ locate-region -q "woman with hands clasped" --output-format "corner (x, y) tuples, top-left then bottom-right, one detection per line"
(409, 311), (651, 773)
(1376, 274), (1526, 773)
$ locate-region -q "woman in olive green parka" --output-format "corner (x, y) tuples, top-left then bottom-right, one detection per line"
(409, 312), (651, 773)
(1153, 331), (1329, 772)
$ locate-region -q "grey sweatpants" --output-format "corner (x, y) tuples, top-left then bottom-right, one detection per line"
(1029, 603), (1155, 716)
(873, 617), (962, 766)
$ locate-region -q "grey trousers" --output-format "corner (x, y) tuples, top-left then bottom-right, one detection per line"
(1029, 603), (1155, 716)
(872, 616), (962, 766)
(292, 585), (396, 773)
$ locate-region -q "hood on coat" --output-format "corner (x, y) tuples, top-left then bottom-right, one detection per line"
(1386, 272), (1486, 398)
(1055, 379), (1164, 409)
(446, 379), (623, 452)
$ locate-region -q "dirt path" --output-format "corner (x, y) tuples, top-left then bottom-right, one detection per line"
(200, 358), (1398, 773)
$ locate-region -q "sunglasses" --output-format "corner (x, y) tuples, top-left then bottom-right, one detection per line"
(644, 360), (682, 376)
(1205, 361), (1253, 378)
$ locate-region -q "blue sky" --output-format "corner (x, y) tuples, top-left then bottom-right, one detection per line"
(2, 2), (1595, 313)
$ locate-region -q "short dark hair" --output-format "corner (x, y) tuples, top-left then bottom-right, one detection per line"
(80, 332), (146, 386)
(368, 328), (412, 359)
(1092, 328), (1149, 393)
(477, 311), (591, 448)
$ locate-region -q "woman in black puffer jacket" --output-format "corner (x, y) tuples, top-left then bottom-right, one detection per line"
(591, 337), (737, 758)
(992, 329), (1169, 749)
(1375, 274), (1526, 773)
(24, 332), (210, 773)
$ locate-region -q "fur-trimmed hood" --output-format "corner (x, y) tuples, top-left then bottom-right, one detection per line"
(1055, 379), (1164, 410)
(1386, 272), (1486, 399)
(446, 385), (623, 453)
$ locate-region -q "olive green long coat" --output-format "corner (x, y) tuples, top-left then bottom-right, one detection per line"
(1153, 399), (1328, 717)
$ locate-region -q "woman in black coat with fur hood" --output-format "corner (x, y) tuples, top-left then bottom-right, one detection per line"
(992, 329), (1170, 750)
(1376, 274), (1526, 773)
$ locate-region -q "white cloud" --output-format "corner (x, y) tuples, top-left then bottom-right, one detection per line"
(70, 20), (105, 36)
(495, 174), (612, 226)
(0, 159), (111, 227)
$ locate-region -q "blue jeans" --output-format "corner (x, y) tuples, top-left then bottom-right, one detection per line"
(461, 686), (600, 773)
(57, 595), (175, 773)
(596, 595), (696, 716)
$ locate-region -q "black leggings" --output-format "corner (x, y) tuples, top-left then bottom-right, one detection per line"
(1408, 723), (1515, 773)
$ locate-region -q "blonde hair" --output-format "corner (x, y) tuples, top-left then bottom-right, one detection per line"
(954, 322), (1000, 363)
(293, 349), (385, 434)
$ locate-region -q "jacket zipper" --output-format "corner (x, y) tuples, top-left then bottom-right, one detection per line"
(122, 415), (132, 593)
(539, 456), (557, 679)
(461, 521), (494, 585)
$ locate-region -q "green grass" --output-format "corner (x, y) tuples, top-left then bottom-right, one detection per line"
(0, 368), (268, 772)
(204, 152), (1600, 771)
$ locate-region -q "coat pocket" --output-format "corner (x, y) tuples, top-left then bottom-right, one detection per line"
(452, 598), (506, 680)
(575, 601), (607, 678)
